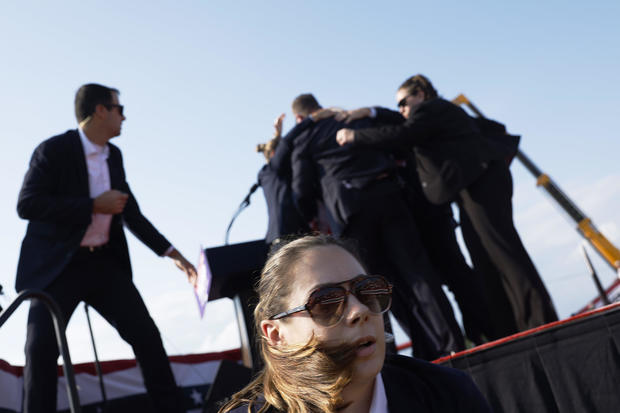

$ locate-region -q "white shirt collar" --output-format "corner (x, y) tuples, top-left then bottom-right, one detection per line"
(78, 127), (109, 159)
(368, 373), (389, 413)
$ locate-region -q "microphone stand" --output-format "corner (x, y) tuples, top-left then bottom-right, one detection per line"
(225, 182), (260, 245)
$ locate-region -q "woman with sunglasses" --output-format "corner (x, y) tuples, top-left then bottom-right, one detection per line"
(335, 74), (558, 335)
(219, 234), (491, 413)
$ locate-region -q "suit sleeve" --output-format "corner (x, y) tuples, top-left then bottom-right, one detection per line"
(291, 131), (318, 222)
(268, 138), (292, 175)
(114, 149), (172, 256)
(17, 140), (93, 225)
(354, 105), (433, 150)
(374, 107), (406, 125)
(269, 117), (314, 174)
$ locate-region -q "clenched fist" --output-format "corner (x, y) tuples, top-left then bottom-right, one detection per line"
(93, 190), (129, 214)
(336, 128), (356, 146)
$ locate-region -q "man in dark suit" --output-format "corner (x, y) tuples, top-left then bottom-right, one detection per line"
(257, 114), (311, 246)
(337, 74), (558, 332)
(337, 106), (504, 342)
(290, 93), (465, 360)
(16, 83), (197, 413)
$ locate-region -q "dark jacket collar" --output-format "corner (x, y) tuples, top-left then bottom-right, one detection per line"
(68, 129), (89, 195)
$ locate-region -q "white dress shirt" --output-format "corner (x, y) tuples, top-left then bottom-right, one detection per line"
(78, 128), (113, 247)
(369, 373), (389, 413)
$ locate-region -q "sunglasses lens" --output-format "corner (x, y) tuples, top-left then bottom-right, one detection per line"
(355, 276), (392, 314)
(307, 287), (346, 326)
(306, 276), (392, 326)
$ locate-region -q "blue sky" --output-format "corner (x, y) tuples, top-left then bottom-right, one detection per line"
(1, 1), (619, 365)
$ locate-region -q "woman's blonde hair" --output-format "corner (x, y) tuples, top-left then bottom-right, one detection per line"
(219, 234), (365, 413)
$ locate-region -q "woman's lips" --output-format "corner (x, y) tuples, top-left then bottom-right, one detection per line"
(355, 336), (377, 358)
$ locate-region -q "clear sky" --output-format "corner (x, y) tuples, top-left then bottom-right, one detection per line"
(1, 1), (619, 365)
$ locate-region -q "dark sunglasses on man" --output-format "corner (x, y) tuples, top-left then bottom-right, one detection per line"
(105, 103), (124, 116)
(397, 95), (412, 108)
(270, 274), (392, 327)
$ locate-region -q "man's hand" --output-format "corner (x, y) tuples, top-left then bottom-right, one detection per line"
(167, 248), (198, 287)
(311, 107), (343, 121)
(273, 113), (285, 137)
(336, 128), (356, 146)
(343, 107), (372, 123)
(93, 190), (129, 214)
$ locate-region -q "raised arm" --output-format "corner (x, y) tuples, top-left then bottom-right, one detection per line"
(337, 105), (433, 149)
(269, 116), (314, 173)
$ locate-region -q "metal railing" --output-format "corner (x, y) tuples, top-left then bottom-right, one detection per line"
(0, 289), (82, 413)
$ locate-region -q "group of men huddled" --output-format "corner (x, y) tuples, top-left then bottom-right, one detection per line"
(257, 74), (558, 361)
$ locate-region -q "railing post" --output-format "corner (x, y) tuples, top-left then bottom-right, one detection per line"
(0, 289), (82, 413)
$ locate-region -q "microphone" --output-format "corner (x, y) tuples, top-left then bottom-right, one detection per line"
(225, 182), (261, 245)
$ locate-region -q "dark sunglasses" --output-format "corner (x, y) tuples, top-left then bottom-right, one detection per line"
(270, 275), (392, 327)
(397, 95), (412, 108)
(105, 104), (124, 116)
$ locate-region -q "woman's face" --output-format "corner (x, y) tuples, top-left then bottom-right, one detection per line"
(263, 245), (386, 381)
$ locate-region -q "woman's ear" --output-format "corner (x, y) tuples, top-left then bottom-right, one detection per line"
(261, 319), (286, 347)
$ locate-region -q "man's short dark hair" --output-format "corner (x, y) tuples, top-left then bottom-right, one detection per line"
(398, 74), (438, 100)
(291, 94), (321, 117)
(74, 83), (119, 122)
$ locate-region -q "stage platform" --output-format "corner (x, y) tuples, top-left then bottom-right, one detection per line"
(437, 302), (620, 413)
(1, 304), (619, 412)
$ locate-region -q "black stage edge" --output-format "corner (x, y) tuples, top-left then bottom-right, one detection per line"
(437, 302), (620, 413)
(205, 240), (269, 370)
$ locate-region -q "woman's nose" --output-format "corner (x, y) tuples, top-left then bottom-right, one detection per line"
(344, 293), (370, 325)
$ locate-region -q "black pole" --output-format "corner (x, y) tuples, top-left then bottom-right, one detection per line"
(0, 290), (82, 413)
(84, 303), (108, 411)
(581, 246), (611, 306)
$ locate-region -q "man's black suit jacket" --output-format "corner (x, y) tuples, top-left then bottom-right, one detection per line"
(291, 117), (396, 236)
(258, 118), (312, 244)
(16, 129), (171, 292)
(354, 98), (518, 204)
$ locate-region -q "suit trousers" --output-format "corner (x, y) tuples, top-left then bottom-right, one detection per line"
(460, 211), (519, 337)
(23, 247), (182, 413)
(396, 165), (498, 343)
(341, 179), (464, 360)
(410, 199), (499, 343)
(457, 161), (558, 331)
